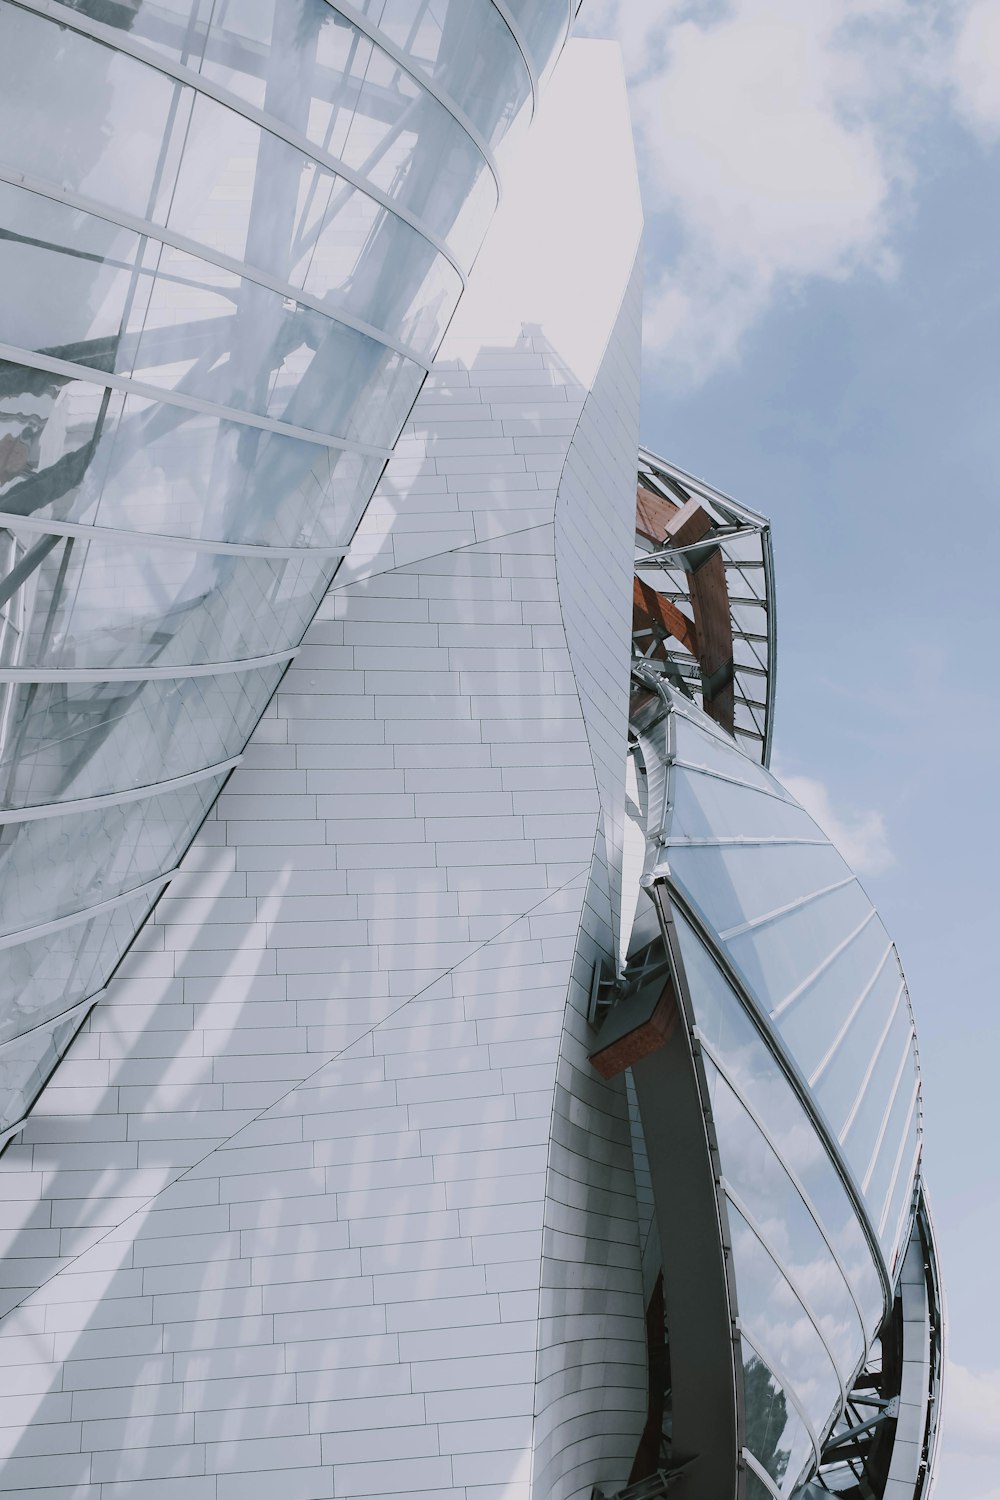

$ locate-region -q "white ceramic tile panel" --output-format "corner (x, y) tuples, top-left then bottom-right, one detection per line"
(0, 41), (647, 1500)
(0, 333), (644, 1500)
(532, 257), (646, 1500)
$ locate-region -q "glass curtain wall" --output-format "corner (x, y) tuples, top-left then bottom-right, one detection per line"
(627, 683), (924, 1497)
(0, 0), (572, 1130)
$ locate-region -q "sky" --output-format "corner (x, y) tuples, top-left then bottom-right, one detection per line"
(577, 1), (1000, 1494)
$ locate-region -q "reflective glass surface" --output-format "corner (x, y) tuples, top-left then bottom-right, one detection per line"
(0, 0), (535, 1122)
(741, 1341), (814, 1498)
(674, 909), (885, 1334)
(355, 0), (533, 148)
(0, 663), (282, 808)
(502, 0), (571, 76)
(0, 1005), (91, 1133)
(0, 893), (151, 1046)
(0, 776), (223, 937)
(729, 1201), (841, 1434)
(663, 695), (923, 1279)
(0, 369), (384, 550)
(705, 1059), (865, 1378)
(0, 1), (499, 267)
(0, 528), (329, 672)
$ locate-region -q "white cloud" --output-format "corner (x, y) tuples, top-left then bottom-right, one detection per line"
(943, 1361), (1000, 1452)
(952, 0), (1000, 137)
(578, 0), (945, 386)
(779, 772), (894, 876)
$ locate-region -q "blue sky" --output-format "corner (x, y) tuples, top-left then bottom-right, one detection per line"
(579, 2), (1000, 1492)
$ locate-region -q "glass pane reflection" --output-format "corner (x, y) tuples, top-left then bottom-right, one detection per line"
(0, 527), (329, 672)
(0, 890), (152, 1048)
(674, 909), (884, 1332)
(0, 664), (283, 808)
(0, 776), (223, 937)
(742, 1341), (814, 1497)
(728, 1201), (841, 1435)
(704, 1058), (865, 1378)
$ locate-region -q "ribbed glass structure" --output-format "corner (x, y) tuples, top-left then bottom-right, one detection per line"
(0, 0), (572, 1131)
(625, 681), (926, 1498)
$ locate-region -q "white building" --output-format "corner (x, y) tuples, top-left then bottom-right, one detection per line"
(0, 5), (941, 1500)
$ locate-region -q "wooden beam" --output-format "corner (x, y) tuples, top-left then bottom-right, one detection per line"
(663, 497), (713, 550)
(635, 483), (679, 548)
(689, 550), (735, 733)
(633, 576), (699, 658)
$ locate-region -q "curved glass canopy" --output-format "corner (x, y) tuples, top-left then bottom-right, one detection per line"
(619, 679), (924, 1498)
(0, 0), (571, 1131)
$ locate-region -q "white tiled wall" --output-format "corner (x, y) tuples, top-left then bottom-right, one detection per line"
(0, 41), (646, 1500)
(0, 293), (645, 1499)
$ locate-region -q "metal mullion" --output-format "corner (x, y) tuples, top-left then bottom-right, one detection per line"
(726, 1182), (848, 1414)
(696, 1029), (870, 1338)
(668, 836), (828, 848)
(874, 1079), (920, 1238)
(741, 1449), (782, 1500)
(0, 867), (178, 953)
(860, 1035), (916, 1191)
(0, 645), (297, 683)
(884, 1134), (922, 1258)
(669, 760), (794, 806)
(0, 512), (349, 563)
(0, 753), (240, 825)
(664, 882), (893, 1316)
(738, 1326), (822, 1471)
(9, 0), (468, 284)
(327, 0), (502, 199)
(836, 980), (906, 1138)
(0, 166), (433, 370)
(0, 343), (395, 458)
(775, 915), (882, 1027)
(718, 876), (857, 942)
(491, 0), (538, 118)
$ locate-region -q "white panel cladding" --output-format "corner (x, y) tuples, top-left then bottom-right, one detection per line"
(0, 38), (646, 1500)
(533, 256), (646, 1500)
(0, 344), (643, 1499)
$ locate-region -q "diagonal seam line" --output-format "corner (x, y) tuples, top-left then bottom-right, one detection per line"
(717, 874), (856, 942)
(0, 860), (592, 1328)
(328, 517), (560, 591)
(773, 910), (880, 1025)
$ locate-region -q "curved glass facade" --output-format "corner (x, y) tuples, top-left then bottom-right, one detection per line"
(0, 0), (570, 1129)
(624, 679), (925, 1496)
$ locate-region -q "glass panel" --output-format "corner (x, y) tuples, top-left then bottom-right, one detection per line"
(0, 4), (493, 276)
(0, 775), (223, 936)
(742, 1341), (814, 1497)
(0, 664), (283, 808)
(502, 0), (570, 77)
(0, 6), (187, 222)
(1, 527), (329, 672)
(864, 1057), (918, 1230)
(728, 1201), (841, 1435)
(674, 910), (884, 1332)
(672, 711), (785, 796)
(724, 881), (874, 1016)
(881, 1112), (919, 1271)
(809, 951), (901, 1136)
(355, 0), (532, 148)
(669, 765), (827, 844)
(841, 1008), (913, 1185)
(668, 841), (850, 939)
(705, 1059), (865, 1379)
(0, 181), (422, 445)
(783, 923), (895, 1104)
(0, 369), (383, 550)
(0, 1005), (91, 1133)
(0, 891), (152, 1047)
